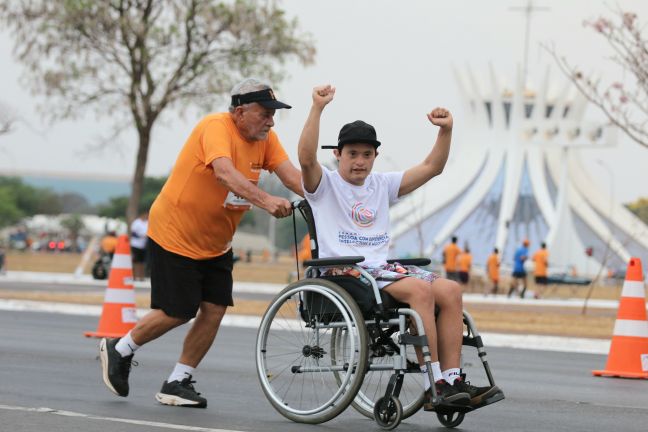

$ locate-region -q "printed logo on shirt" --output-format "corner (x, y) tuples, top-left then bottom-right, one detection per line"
(350, 202), (376, 227)
(250, 162), (263, 173)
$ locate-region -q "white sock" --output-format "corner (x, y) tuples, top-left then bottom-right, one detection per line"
(115, 332), (140, 357)
(168, 363), (195, 383)
(443, 368), (461, 384)
(426, 361), (443, 382)
(422, 363), (446, 391)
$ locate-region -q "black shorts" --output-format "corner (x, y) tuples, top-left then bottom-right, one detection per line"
(149, 238), (234, 319)
(445, 271), (459, 281)
(512, 270), (527, 279)
(458, 271), (469, 284)
(535, 276), (548, 285)
(131, 246), (147, 263)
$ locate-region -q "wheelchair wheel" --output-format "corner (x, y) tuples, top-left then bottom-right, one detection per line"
(333, 326), (424, 420)
(256, 279), (368, 424)
(437, 411), (465, 428)
(373, 395), (403, 430)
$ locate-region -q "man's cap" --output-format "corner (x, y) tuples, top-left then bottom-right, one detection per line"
(337, 120), (381, 148)
(231, 88), (291, 109)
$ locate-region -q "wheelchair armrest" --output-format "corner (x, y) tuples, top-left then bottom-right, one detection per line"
(303, 256), (365, 267)
(386, 257), (431, 266)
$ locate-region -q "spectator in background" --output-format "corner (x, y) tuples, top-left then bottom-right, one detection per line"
(508, 239), (529, 298)
(100, 231), (118, 259)
(532, 242), (549, 299)
(442, 236), (461, 281)
(130, 211), (149, 281)
(486, 247), (500, 295)
(457, 246), (472, 290)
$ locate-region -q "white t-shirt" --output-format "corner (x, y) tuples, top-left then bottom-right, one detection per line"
(130, 218), (149, 249)
(304, 166), (403, 267)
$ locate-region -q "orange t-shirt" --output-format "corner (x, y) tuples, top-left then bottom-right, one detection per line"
(458, 252), (472, 272)
(100, 236), (118, 254)
(533, 249), (549, 277)
(443, 243), (461, 271)
(486, 253), (499, 281)
(148, 112), (289, 259)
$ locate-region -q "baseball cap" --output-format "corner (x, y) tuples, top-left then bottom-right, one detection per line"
(337, 120), (381, 148)
(230, 88), (291, 109)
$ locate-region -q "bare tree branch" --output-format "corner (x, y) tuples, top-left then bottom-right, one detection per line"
(546, 8), (648, 150)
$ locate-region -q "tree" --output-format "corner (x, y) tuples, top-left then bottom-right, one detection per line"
(547, 8), (648, 150)
(1, 0), (315, 223)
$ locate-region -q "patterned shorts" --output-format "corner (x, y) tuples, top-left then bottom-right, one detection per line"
(319, 262), (441, 289)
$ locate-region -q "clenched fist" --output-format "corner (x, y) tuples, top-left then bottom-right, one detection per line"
(312, 84), (336, 109)
(427, 107), (453, 130)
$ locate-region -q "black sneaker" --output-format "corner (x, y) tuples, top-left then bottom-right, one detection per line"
(155, 375), (207, 408)
(423, 379), (470, 410)
(454, 377), (501, 406)
(99, 338), (134, 397)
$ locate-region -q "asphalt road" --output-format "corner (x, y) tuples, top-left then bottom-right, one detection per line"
(1, 310), (647, 432)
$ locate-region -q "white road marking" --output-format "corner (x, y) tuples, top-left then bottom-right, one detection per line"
(0, 404), (246, 432)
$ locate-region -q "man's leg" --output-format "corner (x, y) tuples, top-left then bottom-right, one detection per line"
(179, 302), (227, 367)
(430, 279), (463, 370)
(100, 309), (187, 397)
(384, 278), (469, 406)
(519, 274), (528, 298)
(153, 302), (227, 408)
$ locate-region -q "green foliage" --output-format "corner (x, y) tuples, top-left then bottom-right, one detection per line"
(0, 176), (66, 228)
(626, 197), (648, 225)
(97, 176), (166, 219)
(0, 187), (23, 228)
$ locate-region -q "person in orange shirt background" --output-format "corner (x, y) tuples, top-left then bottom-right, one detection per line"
(99, 231), (118, 259)
(442, 236), (461, 282)
(533, 242), (549, 299)
(457, 246), (472, 290)
(297, 233), (312, 264)
(98, 78), (303, 408)
(486, 247), (500, 296)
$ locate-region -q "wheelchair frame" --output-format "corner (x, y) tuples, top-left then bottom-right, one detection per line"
(255, 201), (504, 429)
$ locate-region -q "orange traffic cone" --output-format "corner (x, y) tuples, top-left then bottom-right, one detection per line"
(593, 257), (648, 379)
(84, 235), (138, 338)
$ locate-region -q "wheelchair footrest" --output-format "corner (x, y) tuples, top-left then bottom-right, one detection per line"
(471, 389), (505, 410)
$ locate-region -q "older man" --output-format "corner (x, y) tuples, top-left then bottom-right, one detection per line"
(99, 78), (302, 408)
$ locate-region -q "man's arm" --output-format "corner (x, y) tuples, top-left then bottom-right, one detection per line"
(273, 159), (304, 198)
(398, 108), (453, 197)
(212, 157), (292, 218)
(298, 85), (335, 193)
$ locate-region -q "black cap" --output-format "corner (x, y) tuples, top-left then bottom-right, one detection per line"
(231, 88), (291, 109)
(337, 120), (381, 148)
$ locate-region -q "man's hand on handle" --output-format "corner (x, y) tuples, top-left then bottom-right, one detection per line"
(264, 195), (293, 218)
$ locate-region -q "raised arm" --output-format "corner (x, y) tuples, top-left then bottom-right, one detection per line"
(399, 108), (453, 197)
(298, 85), (335, 193)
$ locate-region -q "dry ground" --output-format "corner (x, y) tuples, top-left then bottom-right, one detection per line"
(1, 251), (624, 339)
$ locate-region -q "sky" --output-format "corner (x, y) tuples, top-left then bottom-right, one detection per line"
(0, 0), (646, 204)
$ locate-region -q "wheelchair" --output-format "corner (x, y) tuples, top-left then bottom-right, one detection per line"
(255, 201), (504, 429)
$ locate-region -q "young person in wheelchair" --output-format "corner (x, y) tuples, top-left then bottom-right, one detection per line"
(297, 84), (499, 409)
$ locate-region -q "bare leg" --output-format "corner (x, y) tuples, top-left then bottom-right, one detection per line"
(430, 279), (463, 369)
(130, 309), (188, 346)
(179, 302), (227, 367)
(384, 278), (438, 364)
